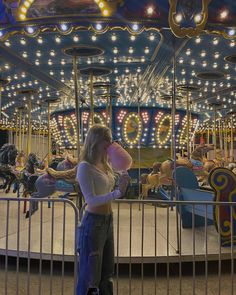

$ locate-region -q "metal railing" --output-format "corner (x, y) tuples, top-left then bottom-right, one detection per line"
(113, 199), (236, 295)
(0, 197), (78, 295)
(0, 197), (236, 294)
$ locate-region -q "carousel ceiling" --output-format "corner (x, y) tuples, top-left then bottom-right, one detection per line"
(0, 0), (236, 128)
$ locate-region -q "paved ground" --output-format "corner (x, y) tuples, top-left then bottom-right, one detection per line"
(0, 260), (235, 295)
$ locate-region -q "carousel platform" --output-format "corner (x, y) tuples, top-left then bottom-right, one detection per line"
(0, 191), (234, 264)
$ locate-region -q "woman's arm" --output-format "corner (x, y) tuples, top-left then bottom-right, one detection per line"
(77, 162), (122, 208)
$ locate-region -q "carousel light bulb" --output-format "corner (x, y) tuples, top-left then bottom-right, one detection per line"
(55, 36), (61, 43)
(102, 9), (109, 16)
(195, 36), (201, 44)
(147, 6), (154, 16)
(96, 23), (102, 30)
(141, 57), (145, 62)
(60, 24), (68, 31)
(213, 38), (219, 45)
(27, 27), (34, 34)
(186, 48), (191, 56)
(91, 35), (97, 41)
(213, 62), (218, 68)
(4, 40), (11, 47)
(149, 34), (155, 41)
(130, 35), (136, 41)
(73, 35), (79, 42)
(220, 9), (229, 20)
(175, 13), (182, 23)
(22, 52), (28, 58)
(36, 50), (41, 57)
(200, 51), (206, 57)
(113, 47), (118, 54)
(194, 14), (202, 23)
(191, 59), (196, 65)
(20, 38), (26, 45)
(228, 29), (236, 36)
(128, 47), (134, 54)
(37, 36), (43, 44)
(144, 47), (150, 54)
(132, 24), (139, 31)
(61, 59), (66, 65)
(50, 50), (56, 57)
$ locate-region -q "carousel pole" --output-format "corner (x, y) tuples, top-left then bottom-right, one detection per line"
(138, 96), (141, 200)
(27, 97), (32, 156)
(38, 115), (42, 158)
(109, 94), (113, 130)
(0, 78), (9, 125)
(90, 72), (94, 126)
(230, 116), (234, 162)
(227, 111), (236, 162)
(106, 85), (110, 127)
(219, 120), (223, 152)
(224, 120), (228, 162)
(22, 114), (25, 153)
(47, 101), (51, 164)
(172, 38), (179, 254)
(72, 55), (81, 158)
(186, 90), (190, 158)
(213, 106), (217, 159)
(14, 112), (18, 148)
(18, 108), (23, 151)
(64, 46), (105, 159)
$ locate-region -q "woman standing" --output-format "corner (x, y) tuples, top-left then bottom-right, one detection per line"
(77, 124), (131, 295)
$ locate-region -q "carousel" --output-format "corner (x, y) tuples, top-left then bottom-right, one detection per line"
(0, 0), (236, 268)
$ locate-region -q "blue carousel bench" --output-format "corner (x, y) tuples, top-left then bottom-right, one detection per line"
(176, 166), (236, 246)
(176, 166), (214, 228)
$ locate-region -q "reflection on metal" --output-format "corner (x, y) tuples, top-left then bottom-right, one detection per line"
(168, 0), (212, 38)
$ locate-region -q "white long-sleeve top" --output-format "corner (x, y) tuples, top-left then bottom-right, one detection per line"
(76, 161), (122, 209)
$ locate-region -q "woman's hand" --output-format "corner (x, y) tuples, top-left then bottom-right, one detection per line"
(118, 173), (131, 196)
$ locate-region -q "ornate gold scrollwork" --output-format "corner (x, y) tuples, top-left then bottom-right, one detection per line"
(168, 0), (212, 38)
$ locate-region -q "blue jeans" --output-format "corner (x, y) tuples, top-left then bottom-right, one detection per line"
(77, 211), (114, 295)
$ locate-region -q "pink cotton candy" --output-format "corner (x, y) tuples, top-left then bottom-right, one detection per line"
(107, 142), (133, 172)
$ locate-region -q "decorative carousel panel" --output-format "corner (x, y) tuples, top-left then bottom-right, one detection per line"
(209, 168), (236, 247)
(154, 112), (172, 148)
(18, 0), (124, 20)
(122, 112), (143, 146)
(151, 110), (180, 148)
(178, 115), (199, 149)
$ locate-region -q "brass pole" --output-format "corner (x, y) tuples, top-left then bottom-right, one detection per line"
(224, 121), (228, 162)
(47, 101), (51, 164)
(72, 56), (81, 158)
(27, 97), (32, 156)
(231, 116), (234, 162)
(213, 106), (217, 159)
(90, 72), (94, 126)
(219, 120), (223, 151)
(106, 86), (109, 127)
(109, 96), (112, 130)
(186, 90), (190, 159)
(0, 85), (2, 123)
(19, 108), (22, 151)
(15, 112), (19, 148)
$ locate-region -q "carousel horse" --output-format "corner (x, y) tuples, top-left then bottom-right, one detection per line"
(0, 144), (18, 193)
(159, 144), (216, 184)
(26, 142), (133, 218)
(141, 145), (219, 196)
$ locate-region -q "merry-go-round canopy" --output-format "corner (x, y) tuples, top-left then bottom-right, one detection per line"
(0, 0), (236, 133)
